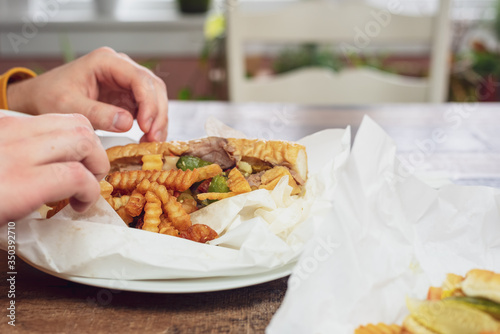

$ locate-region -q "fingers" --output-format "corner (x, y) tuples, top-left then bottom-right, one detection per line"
(34, 162), (102, 213)
(66, 97), (134, 133)
(0, 162), (101, 223)
(0, 113), (94, 141)
(0, 113), (111, 223)
(22, 126), (110, 181)
(114, 66), (168, 141)
(0, 114), (110, 181)
(88, 49), (169, 141)
(147, 89), (169, 142)
(132, 75), (168, 142)
(5, 47), (168, 142)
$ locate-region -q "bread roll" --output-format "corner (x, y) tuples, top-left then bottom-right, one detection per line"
(462, 269), (500, 304)
(106, 137), (308, 183)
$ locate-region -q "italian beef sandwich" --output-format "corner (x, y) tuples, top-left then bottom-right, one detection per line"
(46, 137), (308, 244)
(356, 269), (500, 334)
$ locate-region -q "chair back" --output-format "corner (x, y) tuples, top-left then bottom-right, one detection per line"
(226, 0), (452, 104)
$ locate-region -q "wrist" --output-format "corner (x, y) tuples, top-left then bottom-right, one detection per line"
(6, 81), (23, 112)
(0, 67), (37, 113)
(6, 80), (34, 114)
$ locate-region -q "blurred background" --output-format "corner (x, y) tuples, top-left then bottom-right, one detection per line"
(0, 0), (500, 103)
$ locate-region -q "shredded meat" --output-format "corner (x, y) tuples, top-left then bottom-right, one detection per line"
(288, 169), (305, 185)
(186, 137), (235, 169)
(282, 163), (305, 185)
(246, 171), (265, 188)
(117, 164), (142, 172)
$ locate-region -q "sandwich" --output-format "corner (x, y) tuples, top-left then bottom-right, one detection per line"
(45, 137), (308, 244)
(355, 269), (500, 334)
(403, 269), (500, 334)
(99, 137), (307, 243)
(105, 136), (308, 195)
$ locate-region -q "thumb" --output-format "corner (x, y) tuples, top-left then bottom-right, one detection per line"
(72, 98), (134, 132)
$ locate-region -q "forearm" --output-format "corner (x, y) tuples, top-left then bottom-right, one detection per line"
(0, 67), (37, 112)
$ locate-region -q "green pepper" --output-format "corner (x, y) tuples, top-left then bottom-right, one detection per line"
(176, 155), (212, 171)
(444, 296), (500, 320)
(208, 174), (230, 193)
(177, 191), (194, 203)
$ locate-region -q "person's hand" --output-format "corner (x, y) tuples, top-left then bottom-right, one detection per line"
(0, 113), (110, 225)
(6, 47), (168, 143)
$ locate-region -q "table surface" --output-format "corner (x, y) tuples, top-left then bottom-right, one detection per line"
(2, 101), (500, 333)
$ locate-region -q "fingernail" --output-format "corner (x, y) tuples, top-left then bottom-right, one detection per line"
(112, 112), (131, 131)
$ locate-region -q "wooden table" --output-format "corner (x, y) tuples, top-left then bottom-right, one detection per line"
(2, 101), (500, 333)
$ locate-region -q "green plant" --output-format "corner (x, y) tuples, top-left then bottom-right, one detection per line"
(273, 44), (342, 74)
(60, 34), (76, 63)
(178, 12), (227, 100)
(471, 49), (500, 78)
(494, 0), (500, 42)
(272, 44), (403, 77)
(447, 0), (500, 102)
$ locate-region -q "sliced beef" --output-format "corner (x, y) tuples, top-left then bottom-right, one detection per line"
(186, 137), (235, 169)
(288, 169), (305, 185)
(282, 162), (305, 185)
(246, 171), (265, 188)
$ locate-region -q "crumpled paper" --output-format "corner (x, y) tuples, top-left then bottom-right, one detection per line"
(0, 121), (351, 280)
(267, 116), (500, 334)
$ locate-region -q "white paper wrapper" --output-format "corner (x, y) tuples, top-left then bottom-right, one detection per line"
(267, 116), (500, 334)
(0, 122), (351, 280)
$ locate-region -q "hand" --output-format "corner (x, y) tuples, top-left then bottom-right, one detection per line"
(6, 47), (168, 143)
(0, 113), (110, 225)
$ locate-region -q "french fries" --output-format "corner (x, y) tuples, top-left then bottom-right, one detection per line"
(260, 166), (301, 195)
(125, 190), (146, 217)
(107, 169), (199, 192)
(180, 224), (219, 244)
(355, 323), (402, 334)
(44, 139), (307, 245)
(137, 179), (192, 231)
(227, 168), (252, 194)
(116, 207), (134, 225)
(142, 191), (162, 232)
(106, 195), (130, 211)
(46, 199), (70, 219)
(196, 164), (223, 182)
(99, 180), (113, 199)
(101, 175), (217, 243)
(197, 192), (236, 201)
(141, 154), (163, 171)
(158, 215), (179, 236)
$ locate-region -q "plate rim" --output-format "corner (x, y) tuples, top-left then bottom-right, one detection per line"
(20, 255), (296, 293)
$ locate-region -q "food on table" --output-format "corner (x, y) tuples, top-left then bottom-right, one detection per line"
(106, 137), (308, 182)
(355, 269), (500, 334)
(45, 137), (308, 244)
(355, 323), (402, 334)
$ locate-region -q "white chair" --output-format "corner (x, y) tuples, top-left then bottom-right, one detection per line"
(226, 0), (452, 104)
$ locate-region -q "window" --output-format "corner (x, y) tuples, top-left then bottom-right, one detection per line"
(17, 0), (500, 21)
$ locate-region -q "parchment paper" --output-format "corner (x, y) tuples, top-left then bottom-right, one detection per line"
(267, 116), (500, 334)
(0, 121), (351, 280)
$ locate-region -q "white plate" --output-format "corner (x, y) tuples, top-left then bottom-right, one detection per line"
(23, 256), (295, 293)
(5, 107), (296, 293)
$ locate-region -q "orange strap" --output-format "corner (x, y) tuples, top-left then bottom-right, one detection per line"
(0, 67), (37, 110)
